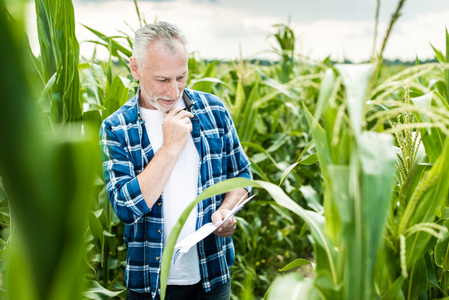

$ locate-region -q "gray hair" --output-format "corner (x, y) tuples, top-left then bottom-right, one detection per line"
(132, 21), (187, 65)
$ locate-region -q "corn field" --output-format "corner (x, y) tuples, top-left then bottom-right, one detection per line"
(0, 0), (449, 299)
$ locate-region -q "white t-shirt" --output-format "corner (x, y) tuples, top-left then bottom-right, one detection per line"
(139, 99), (201, 285)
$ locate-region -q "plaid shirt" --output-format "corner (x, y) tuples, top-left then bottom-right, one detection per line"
(99, 88), (252, 299)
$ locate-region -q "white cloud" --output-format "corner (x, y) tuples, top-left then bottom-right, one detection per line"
(382, 10), (449, 61)
(25, 0), (449, 62)
(290, 19), (375, 62)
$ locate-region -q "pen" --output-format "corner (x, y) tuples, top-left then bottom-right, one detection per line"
(183, 101), (196, 111)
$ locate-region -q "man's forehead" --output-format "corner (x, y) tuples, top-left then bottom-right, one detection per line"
(153, 70), (188, 78)
(147, 39), (186, 54)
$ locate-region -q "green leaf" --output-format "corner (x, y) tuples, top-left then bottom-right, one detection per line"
(424, 252), (441, 292)
(94, 209), (108, 229)
(189, 61), (221, 93)
(279, 258), (312, 272)
(248, 158), (270, 181)
(233, 78), (246, 124)
(269, 203), (293, 224)
(83, 281), (126, 300)
(314, 68), (337, 120)
(435, 80), (448, 101)
(188, 77), (229, 91)
(431, 43), (445, 63)
(302, 103), (332, 172)
(440, 207), (449, 220)
(81, 24), (132, 58)
(104, 230), (117, 256)
(412, 92), (446, 162)
(380, 275), (405, 300)
(358, 132), (397, 299)
(88, 212), (104, 253)
(299, 185), (323, 214)
(266, 273), (319, 300)
(405, 257), (428, 300)
(279, 162), (299, 185)
(435, 226), (449, 271)
(445, 27), (449, 105)
(243, 142), (280, 169)
(401, 139), (449, 268)
(0, 185), (6, 204)
(160, 178), (338, 300)
(103, 75), (131, 120)
(298, 153), (318, 165)
(38, 72), (57, 112)
(1, 3), (96, 300)
(239, 79), (261, 142)
(36, 0), (82, 125)
(335, 64), (374, 139)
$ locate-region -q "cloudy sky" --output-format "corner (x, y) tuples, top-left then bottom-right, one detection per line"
(26, 0), (449, 62)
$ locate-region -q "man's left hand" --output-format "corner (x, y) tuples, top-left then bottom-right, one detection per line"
(211, 209), (237, 238)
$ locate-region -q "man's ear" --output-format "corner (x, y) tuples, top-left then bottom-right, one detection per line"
(129, 57), (140, 80)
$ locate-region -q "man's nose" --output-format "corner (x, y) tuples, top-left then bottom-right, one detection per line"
(167, 81), (179, 99)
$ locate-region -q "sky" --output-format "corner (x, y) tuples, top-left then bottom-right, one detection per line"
(26, 0), (449, 62)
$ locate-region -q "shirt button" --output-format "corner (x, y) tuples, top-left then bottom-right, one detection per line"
(156, 256), (160, 261)
(158, 230), (162, 233)
(158, 202), (162, 206)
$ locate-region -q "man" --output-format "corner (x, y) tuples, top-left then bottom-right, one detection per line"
(99, 21), (252, 300)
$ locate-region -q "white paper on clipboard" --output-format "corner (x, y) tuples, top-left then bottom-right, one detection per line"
(173, 194), (255, 263)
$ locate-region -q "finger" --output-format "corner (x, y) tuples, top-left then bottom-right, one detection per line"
(166, 106), (184, 117)
(175, 110), (194, 119)
(211, 213), (223, 227)
(227, 216), (236, 227)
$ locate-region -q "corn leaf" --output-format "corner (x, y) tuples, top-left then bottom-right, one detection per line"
(299, 186), (323, 214)
(189, 61), (220, 93)
(358, 132), (396, 299)
(279, 258), (312, 272)
(445, 27), (449, 104)
(279, 162), (299, 185)
(434, 222), (449, 271)
(160, 178), (337, 300)
(335, 64), (374, 139)
(36, 0), (82, 126)
(314, 68), (337, 120)
(405, 257), (428, 299)
(412, 92), (446, 162)
(298, 153), (318, 165)
(400, 139), (449, 267)
(266, 273), (319, 300)
(103, 75), (131, 120)
(83, 281), (126, 300)
(82, 24), (133, 58)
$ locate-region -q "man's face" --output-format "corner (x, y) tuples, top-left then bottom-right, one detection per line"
(131, 39), (188, 112)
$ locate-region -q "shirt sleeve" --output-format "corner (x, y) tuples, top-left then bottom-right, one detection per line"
(99, 121), (150, 224)
(223, 108), (253, 192)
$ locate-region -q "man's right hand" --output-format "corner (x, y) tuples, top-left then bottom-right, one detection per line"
(162, 107), (194, 154)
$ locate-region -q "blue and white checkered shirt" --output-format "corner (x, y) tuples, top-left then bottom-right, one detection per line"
(99, 88), (252, 299)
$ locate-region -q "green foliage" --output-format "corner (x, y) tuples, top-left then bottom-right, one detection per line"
(2, 0), (449, 299)
(35, 0), (82, 128)
(0, 1), (97, 300)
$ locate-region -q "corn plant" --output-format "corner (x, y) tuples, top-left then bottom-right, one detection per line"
(6, 1), (449, 300)
(34, 0), (82, 130)
(0, 2), (97, 300)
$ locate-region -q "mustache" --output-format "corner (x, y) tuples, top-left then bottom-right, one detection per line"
(159, 94), (183, 102)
